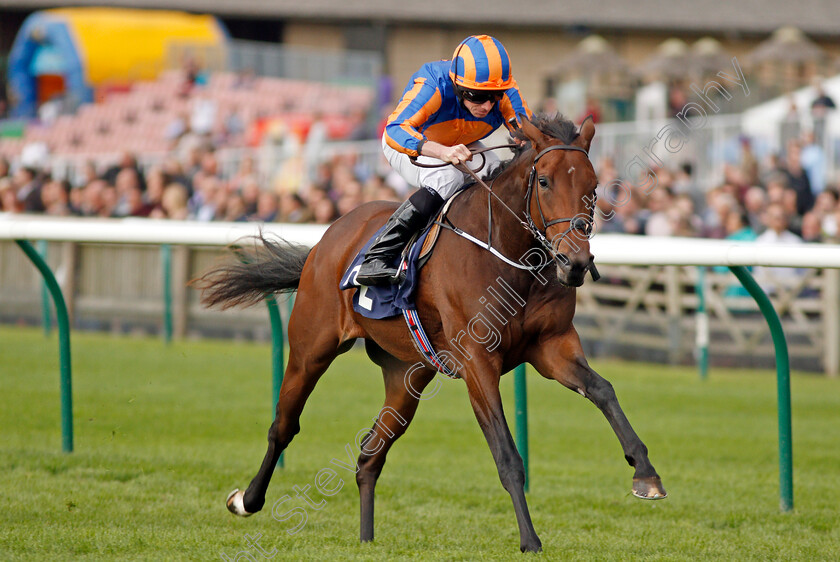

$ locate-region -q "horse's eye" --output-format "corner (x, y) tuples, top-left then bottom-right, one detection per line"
(538, 176), (549, 189)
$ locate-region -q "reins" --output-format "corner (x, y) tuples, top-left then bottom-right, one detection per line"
(410, 142), (594, 272)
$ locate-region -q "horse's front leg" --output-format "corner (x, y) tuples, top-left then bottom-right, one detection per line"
(528, 328), (667, 500)
(463, 366), (542, 553)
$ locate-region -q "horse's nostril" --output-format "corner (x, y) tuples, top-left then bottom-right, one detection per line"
(572, 217), (593, 236)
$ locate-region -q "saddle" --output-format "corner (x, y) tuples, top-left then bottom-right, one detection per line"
(340, 185), (471, 320)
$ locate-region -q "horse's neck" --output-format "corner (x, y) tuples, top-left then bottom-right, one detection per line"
(485, 154), (535, 257)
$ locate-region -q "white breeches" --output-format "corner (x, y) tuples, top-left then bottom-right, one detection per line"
(382, 135), (501, 200)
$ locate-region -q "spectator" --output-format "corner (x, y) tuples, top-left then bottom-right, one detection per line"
(780, 97), (800, 149)
(714, 209), (758, 297)
(178, 56), (207, 97)
(113, 167), (142, 216)
(0, 177), (20, 213)
(14, 166), (45, 213)
(336, 180), (365, 217)
(143, 165), (167, 210)
(164, 110), (190, 143)
(579, 96), (602, 123)
(41, 179), (71, 216)
(672, 162), (696, 199)
(800, 212), (823, 243)
(701, 188), (737, 239)
(667, 82), (689, 116)
(103, 151), (146, 192)
(672, 194), (702, 237)
(222, 193), (248, 222)
(240, 177), (261, 216)
(743, 186), (768, 234)
(124, 183), (154, 217)
(644, 187), (675, 236)
(250, 191), (278, 222)
(152, 182), (190, 220)
(781, 188), (802, 235)
(800, 131), (826, 195)
(279, 192), (310, 223)
(738, 136), (759, 187)
(303, 112), (328, 183)
(191, 175), (223, 221)
(754, 202), (804, 292)
(783, 141), (815, 216)
(815, 190), (839, 237)
(227, 155), (257, 196)
(615, 187), (647, 235)
(312, 197), (338, 224)
(97, 183), (119, 218)
(810, 80), (836, 143)
(0, 156), (11, 179)
(75, 160), (99, 190)
(824, 205), (840, 242)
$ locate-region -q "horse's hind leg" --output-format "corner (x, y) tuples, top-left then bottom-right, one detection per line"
(355, 343), (436, 542)
(528, 328), (667, 500)
(227, 333), (344, 516)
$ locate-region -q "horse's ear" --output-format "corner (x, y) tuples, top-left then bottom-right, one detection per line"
(518, 114), (550, 151)
(575, 115), (596, 152)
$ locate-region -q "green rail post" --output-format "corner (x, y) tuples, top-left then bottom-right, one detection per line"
(15, 240), (74, 453)
(514, 364), (529, 492)
(729, 265), (793, 512)
(696, 267), (709, 380)
(37, 240), (52, 337)
(265, 295), (285, 469)
(161, 244), (173, 345)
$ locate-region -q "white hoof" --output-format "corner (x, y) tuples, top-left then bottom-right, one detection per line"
(226, 489), (253, 517)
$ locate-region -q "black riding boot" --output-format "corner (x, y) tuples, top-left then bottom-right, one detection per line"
(356, 187), (444, 285)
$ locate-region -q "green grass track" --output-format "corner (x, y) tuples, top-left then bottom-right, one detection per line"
(1, 326), (839, 560)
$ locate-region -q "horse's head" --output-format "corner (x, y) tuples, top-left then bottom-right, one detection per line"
(519, 115), (597, 287)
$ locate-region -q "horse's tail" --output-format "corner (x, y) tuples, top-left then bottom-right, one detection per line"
(192, 234), (311, 310)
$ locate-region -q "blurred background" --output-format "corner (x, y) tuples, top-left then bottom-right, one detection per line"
(1, 1), (840, 371)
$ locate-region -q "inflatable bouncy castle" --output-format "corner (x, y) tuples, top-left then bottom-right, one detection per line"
(6, 7), (229, 118)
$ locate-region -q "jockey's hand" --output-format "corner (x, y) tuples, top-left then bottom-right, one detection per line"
(422, 141), (472, 165)
(440, 144), (472, 165)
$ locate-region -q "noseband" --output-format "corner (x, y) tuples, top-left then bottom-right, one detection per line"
(523, 144), (594, 267)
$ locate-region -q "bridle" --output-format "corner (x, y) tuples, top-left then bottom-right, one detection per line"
(410, 141), (599, 279)
(523, 144), (595, 267)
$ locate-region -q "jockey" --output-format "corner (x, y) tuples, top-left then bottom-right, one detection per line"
(355, 34), (533, 285)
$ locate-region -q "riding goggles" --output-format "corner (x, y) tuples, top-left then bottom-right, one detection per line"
(458, 87), (505, 104)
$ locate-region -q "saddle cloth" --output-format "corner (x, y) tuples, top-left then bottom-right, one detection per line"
(339, 189), (466, 319)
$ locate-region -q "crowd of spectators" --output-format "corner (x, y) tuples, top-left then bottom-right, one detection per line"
(0, 143), (410, 225)
(0, 74), (838, 250)
(1, 125), (839, 251)
(592, 131), (840, 246)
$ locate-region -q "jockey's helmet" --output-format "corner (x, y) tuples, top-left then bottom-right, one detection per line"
(449, 35), (515, 92)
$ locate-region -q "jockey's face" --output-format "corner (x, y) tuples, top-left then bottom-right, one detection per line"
(463, 99), (495, 118)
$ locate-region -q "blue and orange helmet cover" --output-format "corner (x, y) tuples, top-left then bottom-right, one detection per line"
(448, 35), (515, 91)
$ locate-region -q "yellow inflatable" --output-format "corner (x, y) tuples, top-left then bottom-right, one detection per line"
(8, 7), (229, 117)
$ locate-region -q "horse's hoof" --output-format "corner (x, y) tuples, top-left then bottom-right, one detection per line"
(632, 476), (667, 500)
(226, 489), (253, 517)
(520, 538), (543, 553)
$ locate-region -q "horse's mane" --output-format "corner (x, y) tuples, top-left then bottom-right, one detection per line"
(488, 113), (579, 182)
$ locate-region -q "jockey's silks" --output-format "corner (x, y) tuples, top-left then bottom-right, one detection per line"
(384, 60), (532, 157)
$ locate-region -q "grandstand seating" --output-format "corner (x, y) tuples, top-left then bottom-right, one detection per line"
(0, 69), (376, 161)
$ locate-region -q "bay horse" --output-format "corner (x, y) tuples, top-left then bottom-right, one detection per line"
(196, 114), (666, 553)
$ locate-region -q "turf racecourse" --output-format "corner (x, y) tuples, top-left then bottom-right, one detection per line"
(1, 326), (839, 561)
